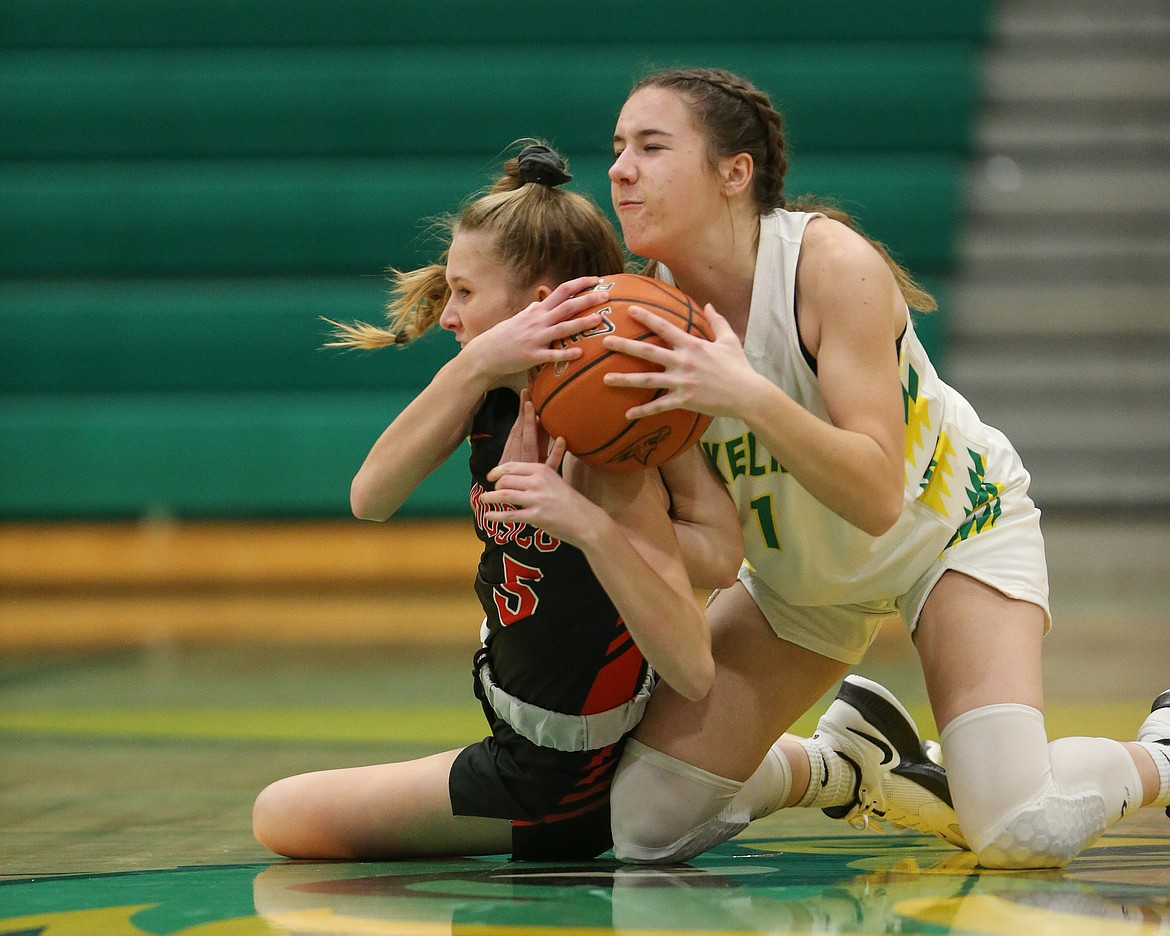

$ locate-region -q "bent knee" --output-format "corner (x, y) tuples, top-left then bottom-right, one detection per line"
(609, 762), (682, 860)
(610, 740), (744, 864)
(969, 789), (1108, 870)
(251, 779), (295, 855)
(252, 776), (328, 858)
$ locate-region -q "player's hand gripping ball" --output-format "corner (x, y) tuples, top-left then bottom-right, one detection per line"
(529, 274), (714, 471)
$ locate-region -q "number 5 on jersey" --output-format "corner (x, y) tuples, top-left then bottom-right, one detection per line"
(493, 554), (544, 625)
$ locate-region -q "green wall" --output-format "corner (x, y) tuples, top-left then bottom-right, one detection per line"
(0, 1), (989, 518)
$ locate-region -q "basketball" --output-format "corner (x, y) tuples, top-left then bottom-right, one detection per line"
(529, 273), (715, 471)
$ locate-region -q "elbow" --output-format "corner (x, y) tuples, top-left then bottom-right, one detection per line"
(350, 502), (386, 523)
(674, 648), (715, 703)
(858, 487), (903, 538)
(712, 550), (742, 588)
(677, 661), (715, 703)
(349, 477), (390, 522)
(688, 553), (741, 592)
(252, 781), (300, 858)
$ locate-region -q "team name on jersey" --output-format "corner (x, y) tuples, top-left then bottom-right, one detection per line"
(702, 432), (788, 485)
(470, 482), (561, 551)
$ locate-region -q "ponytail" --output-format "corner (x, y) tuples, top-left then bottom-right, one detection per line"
(326, 140), (626, 349)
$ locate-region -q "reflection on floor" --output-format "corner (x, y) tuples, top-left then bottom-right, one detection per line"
(2, 643), (1167, 934)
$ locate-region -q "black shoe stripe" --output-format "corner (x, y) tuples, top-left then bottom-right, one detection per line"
(891, 760), (954, 808)
(822, 751), (862, 820)
(1152, 690), (1170, 713)
(837, 679), (924, 761)
(846, 726), (893, 765)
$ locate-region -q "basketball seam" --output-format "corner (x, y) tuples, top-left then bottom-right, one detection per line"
(573, 388), (671, 458)
(529, 274), (712, 469)
(533, 329), (659, 415)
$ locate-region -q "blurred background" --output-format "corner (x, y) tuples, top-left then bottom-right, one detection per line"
(1, 0), (1167, 689)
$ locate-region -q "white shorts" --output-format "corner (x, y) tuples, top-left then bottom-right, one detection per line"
(739, 569), (900, 664)
(739, 470), (1051, 665)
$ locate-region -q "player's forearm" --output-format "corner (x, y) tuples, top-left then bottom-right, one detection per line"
(576, 515), (714, 702)
(739, 378), (903, 537)
(350, 357), (489, 521)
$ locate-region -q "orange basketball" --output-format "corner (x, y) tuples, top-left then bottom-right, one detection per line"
(529, 273), (714, 471)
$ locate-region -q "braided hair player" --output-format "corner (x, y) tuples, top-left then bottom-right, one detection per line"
(600, 67), (1170, 868)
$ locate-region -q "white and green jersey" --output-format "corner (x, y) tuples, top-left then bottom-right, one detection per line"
(662, 209), (1026, 608)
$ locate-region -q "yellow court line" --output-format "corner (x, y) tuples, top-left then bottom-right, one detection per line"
(0, 702), (1144, 747)
(2, 907), (837, 936)
(0, 706), (487, 745)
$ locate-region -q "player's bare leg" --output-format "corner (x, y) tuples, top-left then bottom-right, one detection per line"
(253, 748), (511, 859)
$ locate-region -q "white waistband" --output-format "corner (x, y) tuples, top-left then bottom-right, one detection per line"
(476, 654), (654, 753)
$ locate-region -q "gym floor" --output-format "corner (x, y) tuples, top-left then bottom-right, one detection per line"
(2, 516), (1168, 935)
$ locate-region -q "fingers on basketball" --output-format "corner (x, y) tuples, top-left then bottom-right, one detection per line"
(529, 273), (714, 471)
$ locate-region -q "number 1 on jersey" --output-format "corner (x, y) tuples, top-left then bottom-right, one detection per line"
(750, 494), (781, 550)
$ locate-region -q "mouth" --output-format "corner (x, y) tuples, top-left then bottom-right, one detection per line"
(617, 199), (642, 211)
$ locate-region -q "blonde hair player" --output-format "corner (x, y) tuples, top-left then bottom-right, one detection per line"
(600, 67), (1170, 869)
(252, 142), (741, 862)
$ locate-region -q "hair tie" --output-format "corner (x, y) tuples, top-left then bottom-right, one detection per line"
(517, 144), (572, 187)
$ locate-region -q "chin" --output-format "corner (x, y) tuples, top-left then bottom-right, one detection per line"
(621, 233), (659, 262)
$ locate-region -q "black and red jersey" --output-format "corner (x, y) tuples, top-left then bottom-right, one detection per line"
(468, 388), (648, 717)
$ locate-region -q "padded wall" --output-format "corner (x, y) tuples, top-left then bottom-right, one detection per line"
(0, 1), (989, 518)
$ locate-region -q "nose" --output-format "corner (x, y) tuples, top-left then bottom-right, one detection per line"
(438, 305), (459, 333)
(608, 148), (634, 185)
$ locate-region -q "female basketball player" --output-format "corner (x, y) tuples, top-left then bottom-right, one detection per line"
(251, 142), (742, 861)
(598, 67), (1170, 868)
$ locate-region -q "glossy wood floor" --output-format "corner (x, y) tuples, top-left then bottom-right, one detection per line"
(2, 517), (1168, 934)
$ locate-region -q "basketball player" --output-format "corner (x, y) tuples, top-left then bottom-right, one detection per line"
(251, 143), (742, 861)
(595, 68), (1170, 868)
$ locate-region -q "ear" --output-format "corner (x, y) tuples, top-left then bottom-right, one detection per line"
(720, 153), (754, 199)
(532, 283), (554, 302)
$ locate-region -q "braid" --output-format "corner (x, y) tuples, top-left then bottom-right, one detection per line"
(632, 66), (937, 313)
(697, 69), (788, 212)
(634, 67), (787, 212)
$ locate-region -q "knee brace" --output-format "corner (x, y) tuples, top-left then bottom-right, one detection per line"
(969, 777), (1108, 869)
(610, 740), (776, 864)
(942, 704), (1142, 869)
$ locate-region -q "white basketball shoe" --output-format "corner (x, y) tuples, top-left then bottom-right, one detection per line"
(813, 675), (967, 848)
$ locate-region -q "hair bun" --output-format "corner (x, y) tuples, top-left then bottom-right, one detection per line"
(517, 144), (572, 187)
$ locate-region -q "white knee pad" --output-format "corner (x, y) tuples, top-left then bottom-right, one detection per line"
(610, 740), (752, 864)
(942, 704), (1143, 869)
(973, 779), (1107, 869)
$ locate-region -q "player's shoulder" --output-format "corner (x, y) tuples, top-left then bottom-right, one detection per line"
(802, 214), (885, 270)
(799, 216), (897, 309)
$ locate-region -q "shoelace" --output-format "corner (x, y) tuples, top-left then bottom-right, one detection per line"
(846, 784), (890, 832)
